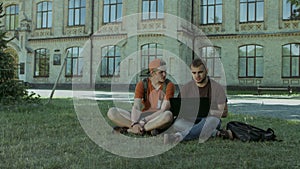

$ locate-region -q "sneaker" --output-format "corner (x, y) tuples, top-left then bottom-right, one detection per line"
(150, 129), (159, 136)
(218, 129), (233, 140)
(164, 133), (181, 144)
(112, 126), (128, 134)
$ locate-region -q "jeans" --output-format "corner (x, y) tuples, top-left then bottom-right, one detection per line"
(178, 116), (221, 141)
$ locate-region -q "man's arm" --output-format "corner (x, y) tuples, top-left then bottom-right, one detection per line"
(131, 98), (143, 123)
(208, 102), (226, 118)
(141, 99), (171, 122)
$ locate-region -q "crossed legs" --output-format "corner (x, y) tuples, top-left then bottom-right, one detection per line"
(107, 107), (173, 132)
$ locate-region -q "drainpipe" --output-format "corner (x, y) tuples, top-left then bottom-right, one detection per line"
(191, 0), (195, 60)
(90, 0), (94, 88)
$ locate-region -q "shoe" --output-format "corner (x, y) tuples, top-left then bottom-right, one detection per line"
(150, 129), (159, 136)
(112, 126), (128, 134)
(164, 134), (181, 144)
(218, 129), (233, 140)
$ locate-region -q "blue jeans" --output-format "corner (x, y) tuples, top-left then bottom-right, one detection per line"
(180, 116), (221, 141)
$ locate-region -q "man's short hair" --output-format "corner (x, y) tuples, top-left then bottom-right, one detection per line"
(190, 58), (207, 69)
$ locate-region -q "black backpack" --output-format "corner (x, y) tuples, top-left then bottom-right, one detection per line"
(226, 121), (278, 142)
(142, 78), (170, 102)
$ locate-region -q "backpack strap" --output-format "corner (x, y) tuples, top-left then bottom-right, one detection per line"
(142, 78), (170, 102)
(142, 78), (148, 102)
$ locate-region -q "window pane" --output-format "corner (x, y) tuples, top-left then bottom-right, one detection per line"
(282, 57), (290, 77)
(239, 58), (246, 76)
(292, 57), (299, 76)
(282, 45), (291, 56)
(247, 45), (255, 56)
(208, 0), (214, 5)
(283, 1), (291, 19)
(256, 57), (263, 77)
(208, 6), (214, 23)
(81, 8), (86, 24)
(104, 6), (109, 23)
(75, 9), (80, 25)
(117, 4), (122, 20)
(158, 0), (164, 18)
(201, 6), (207, 24)
(240, 3), (247, 22)
(239, 46), (247, 57)
(108, 58), (114, 75)
(256, 45), (263, 56)
(216, 5), (222, 23)
(142, 1), (149, 19)
(256, 2), (264, 21)
(69, 9), (74, 25)
(150, 1), (157, 19)
(101, 58), (107, 76)
(248, 3), (255, 22)
(291, 44), (300, 56)
(111, 5), (116, 22)
(48, 12), (52, 27)
(247, 58), (254, 76)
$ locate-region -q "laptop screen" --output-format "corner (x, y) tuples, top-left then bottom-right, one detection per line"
(169, 97), (210, 120)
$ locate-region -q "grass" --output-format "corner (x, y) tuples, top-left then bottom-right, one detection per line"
(1, 99), (300, 169)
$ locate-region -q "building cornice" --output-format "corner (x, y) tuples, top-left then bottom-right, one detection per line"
(204, 31), (300, 39)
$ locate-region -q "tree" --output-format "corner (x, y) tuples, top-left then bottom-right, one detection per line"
(0, 3), (40, 105)
(287, 0), (300, 19)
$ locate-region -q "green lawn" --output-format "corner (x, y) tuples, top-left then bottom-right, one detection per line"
(1, 99), (300, 169)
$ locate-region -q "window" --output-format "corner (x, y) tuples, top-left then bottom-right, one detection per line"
(68, 0), (86, 26)
(141, 43), (163, 70)
(66, 47), (83, 77)
(5, 4), (19, 30)
(142, 0), (164, 20)
(34, 49), (50, 77)
(239, 45), (263, 78)
(282, 43), (300, 78)
(200, 46), (222, 77)
(240, 0), (264, 23)
(283, 0), (300, 20)
(36, 1), (52, 29)
(101, 46), (121, 77)
(200, 0), (222, 24)
(103, 0), (122, 23)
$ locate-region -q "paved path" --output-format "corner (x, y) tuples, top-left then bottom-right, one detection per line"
(29, 89), (300, 121)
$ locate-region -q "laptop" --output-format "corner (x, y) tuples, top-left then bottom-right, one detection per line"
(169, 97), (210, 121)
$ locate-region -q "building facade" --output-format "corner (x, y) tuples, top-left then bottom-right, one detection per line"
(1, 0), (300, 89)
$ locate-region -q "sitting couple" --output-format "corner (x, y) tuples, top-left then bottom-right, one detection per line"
(107, 58), (231, 143)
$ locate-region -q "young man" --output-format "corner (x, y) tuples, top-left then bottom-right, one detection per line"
(164, 58), (231, 144)
(107, 59), (175, 135)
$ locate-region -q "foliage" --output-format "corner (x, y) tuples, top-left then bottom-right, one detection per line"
(287, 0), (300, 19)
(0, 3), (40, 105)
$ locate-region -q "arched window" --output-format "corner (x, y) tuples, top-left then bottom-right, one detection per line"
(238, 45), (264, 78)
(66, 47), (83, 77)
(200, 46), (222, 77)
(36, 1), (52, 29)
(101, 45), (121, 77)
(34, 48), (50, 77)
(282, 43), (300, 78)
(141, 43), (163, 70)
(5, 4), (19, 31)
(68, 0), (86, 26)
